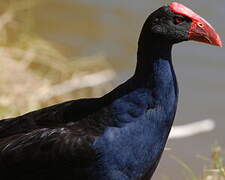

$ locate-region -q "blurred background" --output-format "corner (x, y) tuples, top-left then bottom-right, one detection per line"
(0, 0), (224, 179)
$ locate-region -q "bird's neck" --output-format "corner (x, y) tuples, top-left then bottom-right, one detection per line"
(133, 34), (178, 105)
(101, 35), (178, 127)
(136, 34), (173, 75)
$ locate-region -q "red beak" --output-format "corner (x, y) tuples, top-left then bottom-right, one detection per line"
(170, 2), (223, 47)
(188, 16), (223, 47)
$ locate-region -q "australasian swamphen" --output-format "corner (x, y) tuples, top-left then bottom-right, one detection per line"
(0, 2), (222, 180)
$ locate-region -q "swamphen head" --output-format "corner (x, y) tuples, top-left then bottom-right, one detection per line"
(141, 2), (222, 46)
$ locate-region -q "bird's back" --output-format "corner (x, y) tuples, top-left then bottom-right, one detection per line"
(0, 97), (110, 180)
(0, 98), (103, 138)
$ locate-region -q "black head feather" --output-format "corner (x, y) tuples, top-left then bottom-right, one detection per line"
(139, 5), (192, 44)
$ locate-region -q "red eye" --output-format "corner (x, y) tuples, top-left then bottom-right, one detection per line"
(175, 17), (184, 24)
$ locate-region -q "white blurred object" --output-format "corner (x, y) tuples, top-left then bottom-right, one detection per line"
(169, 119), (215, 139)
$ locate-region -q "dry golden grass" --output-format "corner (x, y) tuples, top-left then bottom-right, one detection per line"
(170, 146), (225, 180)
(0, 0), (114, 118)
(201, 146), (225, 180)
